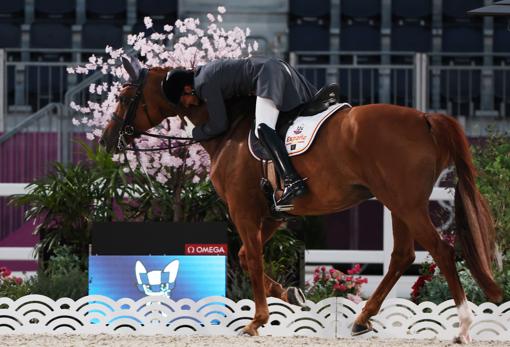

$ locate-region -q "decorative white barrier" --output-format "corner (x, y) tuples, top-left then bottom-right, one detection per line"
(1, 295), (509, 340)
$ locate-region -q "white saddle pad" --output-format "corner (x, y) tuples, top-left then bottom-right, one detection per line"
(285, 103), (351, 156)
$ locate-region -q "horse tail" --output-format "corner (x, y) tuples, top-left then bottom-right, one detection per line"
(428, 113), (503, 303)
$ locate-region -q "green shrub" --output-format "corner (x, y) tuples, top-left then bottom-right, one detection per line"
(415, 261), (487, 305)
(472, 131), (510, 259)
(29, 245), (88, 300)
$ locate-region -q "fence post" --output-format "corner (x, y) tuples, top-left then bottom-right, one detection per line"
(60, 105), (71, 165)
(414, 53), (429, 112)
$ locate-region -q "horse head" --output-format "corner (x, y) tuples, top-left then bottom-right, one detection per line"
(99, 57), (178, 153)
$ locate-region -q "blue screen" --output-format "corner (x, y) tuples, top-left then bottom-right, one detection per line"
(89, 255), (226, 301)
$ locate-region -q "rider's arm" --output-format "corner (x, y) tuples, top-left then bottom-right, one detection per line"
(192, 84), (229, 141)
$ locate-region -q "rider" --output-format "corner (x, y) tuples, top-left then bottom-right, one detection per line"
(161, 57), (317, 210)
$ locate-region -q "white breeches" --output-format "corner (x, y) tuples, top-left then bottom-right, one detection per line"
(255, 96), (279, 138)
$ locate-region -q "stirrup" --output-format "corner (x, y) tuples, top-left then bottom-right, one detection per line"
(272, 177), (308, 212)
(272, 195), (295, 212)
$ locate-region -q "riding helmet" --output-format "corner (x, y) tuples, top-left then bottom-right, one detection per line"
(162, 68), (195, 105)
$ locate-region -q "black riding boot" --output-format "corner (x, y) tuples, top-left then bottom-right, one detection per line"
(257, 123), (308, 210)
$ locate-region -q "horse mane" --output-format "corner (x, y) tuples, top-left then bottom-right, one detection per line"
(149, 66), (171, 74)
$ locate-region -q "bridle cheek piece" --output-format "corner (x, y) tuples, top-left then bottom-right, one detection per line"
(113, 68), (149, 151)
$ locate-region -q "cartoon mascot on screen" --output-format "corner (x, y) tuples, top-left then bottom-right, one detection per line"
(135, 260), (180, 298)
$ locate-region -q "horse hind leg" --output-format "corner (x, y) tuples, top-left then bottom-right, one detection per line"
(403, 207), (474, 344)
(352, 213), (415, 335)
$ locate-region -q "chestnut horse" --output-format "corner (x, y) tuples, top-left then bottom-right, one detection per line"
(99, 61), (502, 343)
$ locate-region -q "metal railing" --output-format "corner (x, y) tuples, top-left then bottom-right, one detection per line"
(290, 51), (510, 119)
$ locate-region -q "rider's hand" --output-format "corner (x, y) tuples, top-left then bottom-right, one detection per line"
(183, 116), (195, 138)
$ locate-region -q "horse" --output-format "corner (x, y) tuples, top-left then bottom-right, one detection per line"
(99, 59), (503, 343)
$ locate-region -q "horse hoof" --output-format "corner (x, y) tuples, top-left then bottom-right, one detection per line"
(453, 335), (471, 344)
(351, 321), (375, 336)
(238, 327), (259, 337)
(286, 287), (309, 309)
(237, 330), (252, 337)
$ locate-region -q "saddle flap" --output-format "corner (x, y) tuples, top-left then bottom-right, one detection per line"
(248, 102), (351, 161)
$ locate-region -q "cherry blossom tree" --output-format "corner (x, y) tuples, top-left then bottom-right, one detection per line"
(67, 6), (257, 221)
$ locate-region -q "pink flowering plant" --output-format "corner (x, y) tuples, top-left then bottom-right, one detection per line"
(305, 264), (368, 303)
(68, 6), (257, 186)
(0, 266), (30, 299)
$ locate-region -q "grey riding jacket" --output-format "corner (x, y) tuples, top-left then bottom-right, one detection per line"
(192, 57), (317, 141)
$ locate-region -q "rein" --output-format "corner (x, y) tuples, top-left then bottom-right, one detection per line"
(113, 68), (198, 152)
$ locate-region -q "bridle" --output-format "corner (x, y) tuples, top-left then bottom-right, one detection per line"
(112, 68), (197, 152)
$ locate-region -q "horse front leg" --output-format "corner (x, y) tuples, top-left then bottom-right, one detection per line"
(236, 220), (269, 336)
(238, 218), (306, 306)
(239, 246), (285, 299)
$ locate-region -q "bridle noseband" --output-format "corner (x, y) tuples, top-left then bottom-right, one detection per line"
(112, 68), (196, 152)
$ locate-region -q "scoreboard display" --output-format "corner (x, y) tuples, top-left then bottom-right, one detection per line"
(88, 222), (227, 301)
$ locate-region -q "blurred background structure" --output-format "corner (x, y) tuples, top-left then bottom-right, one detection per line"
(0, 0), (509, 296)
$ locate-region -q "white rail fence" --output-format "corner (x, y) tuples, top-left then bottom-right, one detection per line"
(0, 295), (509, 341)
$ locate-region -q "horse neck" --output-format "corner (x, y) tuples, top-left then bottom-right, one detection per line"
(176, 106), (225, 159)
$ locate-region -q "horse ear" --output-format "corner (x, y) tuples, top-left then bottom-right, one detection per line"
(122, 56), (141, 81)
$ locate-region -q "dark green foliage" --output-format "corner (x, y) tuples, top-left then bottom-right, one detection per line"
(29, 246), (88, 300)
(416, 262), (487, 305)
(9, 144), (130, 265)
(472, 132), (510, 258)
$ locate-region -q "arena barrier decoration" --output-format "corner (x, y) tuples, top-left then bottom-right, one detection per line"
(0, 295), (509, 340)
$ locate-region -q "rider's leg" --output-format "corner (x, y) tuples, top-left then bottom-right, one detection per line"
(255, 97), (307, 209)
(254, 96), (279, 137)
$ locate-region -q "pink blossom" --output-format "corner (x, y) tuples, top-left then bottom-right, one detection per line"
(1, 267), (11, 277)
(217, 6), (226, 14)
(334, 283), (347, 292)
(144, 16), (153, 29)
(69, 7), (249, 185)
(347, 293), (362, 304)
(355, 277), (368, 285)
(348, 264), (362, 275)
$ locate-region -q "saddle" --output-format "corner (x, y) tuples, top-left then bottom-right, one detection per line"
(277, 83), (341, 136)
(249, 83), (350, 161)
